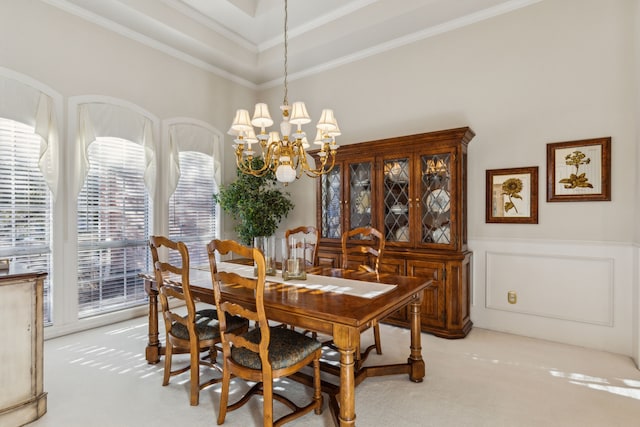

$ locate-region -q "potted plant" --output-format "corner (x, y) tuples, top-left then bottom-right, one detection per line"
(213, 158), (294, 245)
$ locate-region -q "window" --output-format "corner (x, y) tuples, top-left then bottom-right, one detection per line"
(169, 151), (217, 266)
(0, 118), (52, 323)
(77, 137), (150, 318)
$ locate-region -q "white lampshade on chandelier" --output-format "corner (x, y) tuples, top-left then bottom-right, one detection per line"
(228, 0), (340, 184)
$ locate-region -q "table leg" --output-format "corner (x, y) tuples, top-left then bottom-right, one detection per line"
(144, 279), (161, 364)
(333, 325), (357, 427)
(408, 292), (425, 382)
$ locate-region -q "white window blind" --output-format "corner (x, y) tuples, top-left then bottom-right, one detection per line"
(77, 137), (149, 318)
(169, 151), (217, 267)
(0, 118), (52, 323)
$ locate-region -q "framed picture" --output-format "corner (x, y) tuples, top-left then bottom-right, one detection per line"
(486, 166), (538, 224)
(546, 137), (611, 202)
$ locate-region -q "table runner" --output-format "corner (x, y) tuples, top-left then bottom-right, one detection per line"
(204, 262), (396, 299)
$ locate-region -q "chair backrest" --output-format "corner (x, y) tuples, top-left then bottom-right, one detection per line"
(207, 239), (270, 367)
(149, 236), (197, 336)
(341, 226), (385, 273)
(284, 225), (320, 267)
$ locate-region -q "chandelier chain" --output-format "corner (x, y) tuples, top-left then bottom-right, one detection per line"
(283, 0), (289, 107)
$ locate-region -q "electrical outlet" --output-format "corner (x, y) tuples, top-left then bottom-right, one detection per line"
(507, 290), (517, 304)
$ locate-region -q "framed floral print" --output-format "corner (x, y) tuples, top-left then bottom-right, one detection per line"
(546, 137), (611, 202)
(486, 166), (538, 224)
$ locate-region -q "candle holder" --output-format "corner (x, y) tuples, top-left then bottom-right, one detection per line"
(253, 236), (276, 276)
(281, 237), (307, 280)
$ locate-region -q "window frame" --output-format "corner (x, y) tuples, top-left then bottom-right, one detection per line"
(0, 117), (53, 323)
(76, 136), (151, 318)
(168, 150), (219, 267)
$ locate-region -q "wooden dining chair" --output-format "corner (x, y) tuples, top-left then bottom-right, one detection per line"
(341, 226), (385, 274)
(282, 226), (320, 333)
(284, 225), (320, 267)
(340, 226), (386, 362)
(207, 239), (323, 427)
(149, 236), (248, 406)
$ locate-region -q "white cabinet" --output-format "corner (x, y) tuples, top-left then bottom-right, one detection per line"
(0, 264), (47, 426)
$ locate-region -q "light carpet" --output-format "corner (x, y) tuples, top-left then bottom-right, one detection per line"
(30, 315), (640, 427)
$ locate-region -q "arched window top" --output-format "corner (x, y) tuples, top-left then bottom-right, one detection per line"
(73, 98), (159, 197)
(166, 118), (223, 196)
(0, 70), (61, 199)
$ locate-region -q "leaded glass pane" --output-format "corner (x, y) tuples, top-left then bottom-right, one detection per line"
(383, 158), (410, 242)
(349, 162), (372, 231)
(421, 154), (451, 244)
(321, 165), (341, 239)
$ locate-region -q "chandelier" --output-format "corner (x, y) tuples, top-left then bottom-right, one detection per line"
(228, 0), (340, 184)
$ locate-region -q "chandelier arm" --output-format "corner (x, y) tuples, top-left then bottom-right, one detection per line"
(294, 143), (306, 178)
(301, 153), (337, 178)
(314, 151), (329, 171)
(234, 145), (254, 174)
(266, 141), (281, 172)
(238, 162), (268, 177)
(235, 148), (271, 176)
(293, 140), (304, 166)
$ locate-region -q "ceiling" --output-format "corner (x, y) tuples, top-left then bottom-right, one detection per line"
(44, 0), (540, 88)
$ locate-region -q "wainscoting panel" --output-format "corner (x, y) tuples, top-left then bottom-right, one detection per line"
(469, 238), (634, 357)
(486, 252), (613, 325)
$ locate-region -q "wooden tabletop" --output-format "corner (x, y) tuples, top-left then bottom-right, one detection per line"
(181, 265), (429, 337)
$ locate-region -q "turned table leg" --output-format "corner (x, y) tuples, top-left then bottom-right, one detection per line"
(144, 279), (161, 364)
(408, 292), (425, 382)
(333, 325), (358, 427)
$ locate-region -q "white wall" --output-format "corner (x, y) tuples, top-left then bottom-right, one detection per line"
(634, 0), (640, 367)
(262, 0), (638, 358)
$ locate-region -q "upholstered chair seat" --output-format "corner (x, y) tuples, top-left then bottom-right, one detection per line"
(231, 327), (322, 370)
(171, 312), (248, 342)
(195, 308), (217, 319)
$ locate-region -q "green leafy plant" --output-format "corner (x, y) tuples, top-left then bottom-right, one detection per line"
(213, 158), (294, 245)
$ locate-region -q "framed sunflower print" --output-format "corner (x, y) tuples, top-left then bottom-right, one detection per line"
(546, 137), (611, 202)
(486, 166), (538, 224)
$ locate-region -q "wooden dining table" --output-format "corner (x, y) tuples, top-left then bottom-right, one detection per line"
(142, 264), (432, 427)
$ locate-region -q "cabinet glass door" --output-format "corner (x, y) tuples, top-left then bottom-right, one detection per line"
(348, 162), (372, 233)
(420, 153), (452, 245)
(382, 157), (410, 243)
(320, 165), (341, 239)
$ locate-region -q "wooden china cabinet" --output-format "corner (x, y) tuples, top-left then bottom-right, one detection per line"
(313, 127), (474, 338)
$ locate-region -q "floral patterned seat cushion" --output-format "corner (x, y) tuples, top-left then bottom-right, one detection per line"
(195, 308), (218, 319)
(171, 311), (248, 341)
(231, 327), (322, 370)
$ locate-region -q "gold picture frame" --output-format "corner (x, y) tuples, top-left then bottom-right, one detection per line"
(486, 166), (538, 224)
(546, 137), (611, 202)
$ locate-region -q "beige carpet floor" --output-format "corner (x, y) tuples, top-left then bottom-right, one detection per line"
(30, 315), (640, 427)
